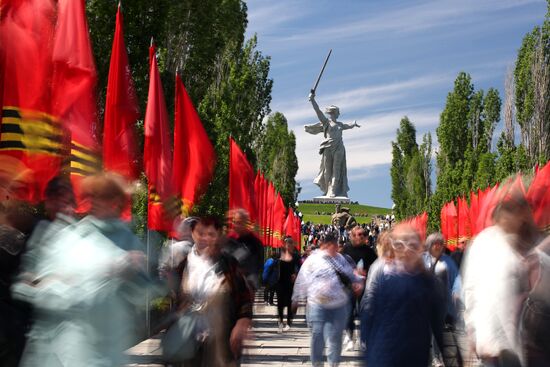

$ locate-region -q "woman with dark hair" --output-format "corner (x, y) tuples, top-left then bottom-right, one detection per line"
(170, 216), (253, 367)
(275, 237), (300, 333)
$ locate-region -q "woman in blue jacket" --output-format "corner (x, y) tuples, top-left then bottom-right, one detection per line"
(361, 224), (444, 367)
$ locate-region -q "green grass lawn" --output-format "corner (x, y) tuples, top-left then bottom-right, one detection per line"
(297, 202), (391, 224)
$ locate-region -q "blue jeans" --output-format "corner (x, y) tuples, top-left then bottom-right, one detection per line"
(307, 301), (350, 365)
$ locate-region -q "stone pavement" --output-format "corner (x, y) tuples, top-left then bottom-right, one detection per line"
(125, 292), (363, 366)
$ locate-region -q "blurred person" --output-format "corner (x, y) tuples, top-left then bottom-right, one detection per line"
(424, 233), (460, 326)
(292, 232), (363, 367)
(424, 232), (463, 367)
(451, 237), (469, 269)
(0, 201), (31, 366)
(361, 224), (444, 367)
(521, 236), (550, 367)
(170, 216), (253, 367)
(11, 173), (149, 367)
(276, 237), (300, 332)
(6, 177), (75, 366)
(225, 208), (264, 292)
(359, 231), (394, 350)
(262, 252), (279, 305)
(342, 226), (377, 351)
(159, 217), (198, 283)
(463, 191), (541, 367)
(14, 177), (76, 288)
(301, 245), (312, 265)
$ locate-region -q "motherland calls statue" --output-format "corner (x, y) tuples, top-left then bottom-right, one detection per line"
(305, 91), (360, 198)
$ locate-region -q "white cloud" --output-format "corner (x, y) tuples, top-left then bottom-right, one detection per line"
(259, 0), (543, 48)
(246, 1), (310, 36)
(276, 72), (452, 125)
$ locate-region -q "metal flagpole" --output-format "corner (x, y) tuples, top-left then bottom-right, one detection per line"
(146, 228), (151, 337)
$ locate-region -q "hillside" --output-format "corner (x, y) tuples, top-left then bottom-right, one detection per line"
(297, 202), (392, 225)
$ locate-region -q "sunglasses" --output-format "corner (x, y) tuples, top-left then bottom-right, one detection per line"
(391, 239), (421, 251)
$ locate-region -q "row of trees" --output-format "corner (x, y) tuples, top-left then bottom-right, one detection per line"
(85, 1), (298, 229)
(391, 1), (550, 230)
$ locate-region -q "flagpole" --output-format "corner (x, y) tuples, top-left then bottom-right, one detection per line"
(146, 228), (151, 337)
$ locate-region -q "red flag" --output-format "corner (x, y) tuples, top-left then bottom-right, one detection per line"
(265, 182), (275, 247)
(283, 208), (293, 238)
(259, 173), (268, 244)
(272, 192), (286, 248)
(103, 4), (139, 220)
(0, 0), (65, 202)
(469, 190), (480, 235)
(51, 0), (100, 209)
(400, 212), (427, 242)
(172, 74), (216, 216)
(253, 171), (263, 236)
(144, 44), (172, 231)
(417, 212), (428, 242)
(476, 183), (500, 232)
(103, 4), (139, 180)
(457, 196), (471, 242)
(441, 202), (458, 251)
(229, 137), (256, 221)
(527, 162), (550, 231)
(283, 208), (300, 249)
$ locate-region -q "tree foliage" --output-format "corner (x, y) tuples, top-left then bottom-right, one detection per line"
(256, 112), (299, 207)
(430, 72), (502, 229)
(390, 117), (432, 220)
(514, 2), (550, 166)
(85, 1), (293, 228)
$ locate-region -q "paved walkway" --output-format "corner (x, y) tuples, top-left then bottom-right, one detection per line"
(125, 292), (362, 366)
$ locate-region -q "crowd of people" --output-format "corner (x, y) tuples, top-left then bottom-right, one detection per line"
(1, 175), (549, 367)
(263, 187), (550, 367)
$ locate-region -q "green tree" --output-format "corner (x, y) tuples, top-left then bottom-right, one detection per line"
(390, 117), (431, 220)
(86, 1), (278, 225)
(432, 72), (502, 230)
(195, 36), (273, 217)
(514, 2), (550, 165)
(257, 113), (299, 207)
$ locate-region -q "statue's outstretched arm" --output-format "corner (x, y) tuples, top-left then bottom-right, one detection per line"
(308, 92), (328, 125)
(342, 120), (361, 130)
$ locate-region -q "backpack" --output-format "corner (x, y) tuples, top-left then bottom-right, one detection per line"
(263, 259), (280, 287)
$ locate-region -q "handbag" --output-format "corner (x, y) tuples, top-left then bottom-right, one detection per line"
(324, 255), (353, 292)
(161, 310), (201, 362)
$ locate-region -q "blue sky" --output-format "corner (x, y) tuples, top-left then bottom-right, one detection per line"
(245, 0), (547, 208)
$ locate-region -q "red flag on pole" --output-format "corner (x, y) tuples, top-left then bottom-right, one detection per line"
(0, 0), (63, 202)
(172, 73), (216, 216)
(283, 208), (293, 237)
(457, 196), (471, 243)
(259, 173), (268, 244)
(476, 183), (500, 232)
(272, 192), (286, 248)
(469, 190), (480, 235)
(228, 137), (256, 222)
(254, 171), (263, 237)
(51, 0), (101, 210)
(144, 43), (172, 231)
(265, 182), (275, 247)
(527, 162), (550, 232)
(441, 201), (458, 251)
(103, 4), (139, 180)
(103, 4), (139, 220)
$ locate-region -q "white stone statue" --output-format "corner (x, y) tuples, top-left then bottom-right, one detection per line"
(305, 91), (360, 198)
